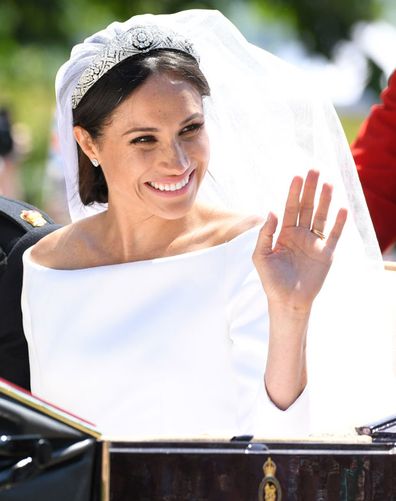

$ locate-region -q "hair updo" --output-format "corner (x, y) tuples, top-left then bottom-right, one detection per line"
(72, 50), (210, 205)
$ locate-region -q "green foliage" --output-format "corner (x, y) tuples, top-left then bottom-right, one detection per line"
(253, 0), (382, 57)
(0, 39), (67, 206)
(0, 0), (222, 47)
(339, 114), (365, 145)
(0, 0), (65, 45)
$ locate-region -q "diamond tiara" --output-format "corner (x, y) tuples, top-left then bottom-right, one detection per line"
(71, 25), (200, 109)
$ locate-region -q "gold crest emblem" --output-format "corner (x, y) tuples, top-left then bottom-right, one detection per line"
(20, 210), (47, 227)
(258, 457), (282, 501)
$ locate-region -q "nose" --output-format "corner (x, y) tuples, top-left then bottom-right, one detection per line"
(163, 140), (189, 173)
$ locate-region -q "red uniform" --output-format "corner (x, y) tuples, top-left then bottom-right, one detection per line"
(351, 71), (396, 252)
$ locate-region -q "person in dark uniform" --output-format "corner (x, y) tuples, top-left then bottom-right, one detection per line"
(0, 196), (59, 390)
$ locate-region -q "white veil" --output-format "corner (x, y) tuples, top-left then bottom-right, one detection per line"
(55, 10), (395, 435)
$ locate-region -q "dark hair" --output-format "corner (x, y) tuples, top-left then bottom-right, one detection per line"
(73, 50), (210, 205)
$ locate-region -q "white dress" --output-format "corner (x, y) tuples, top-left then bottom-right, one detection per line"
(21, 226), (308, 438)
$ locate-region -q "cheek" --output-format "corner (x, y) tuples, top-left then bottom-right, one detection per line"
(203, 137), (210, 163)
(103, 146), (145, 175)
(193, 131), (210, 165)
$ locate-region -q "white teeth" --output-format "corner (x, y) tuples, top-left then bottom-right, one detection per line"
(148, 173), (190, 192)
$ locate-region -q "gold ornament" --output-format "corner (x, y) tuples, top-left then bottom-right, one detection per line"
(20, 210), (47, 227)
(258, 457), (282, 501)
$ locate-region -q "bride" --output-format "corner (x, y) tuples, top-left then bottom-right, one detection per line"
(21, 10), (394, 437)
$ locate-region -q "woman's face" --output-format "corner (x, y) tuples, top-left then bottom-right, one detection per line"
(84, 72), (209, 221)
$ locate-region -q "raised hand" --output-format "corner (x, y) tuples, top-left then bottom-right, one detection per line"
(253, 169), (347, 312)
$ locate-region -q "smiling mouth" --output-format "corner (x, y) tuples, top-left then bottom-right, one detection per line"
(147, 171), (192, 192)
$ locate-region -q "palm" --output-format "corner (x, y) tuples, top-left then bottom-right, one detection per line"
(253, 170), (347, 310)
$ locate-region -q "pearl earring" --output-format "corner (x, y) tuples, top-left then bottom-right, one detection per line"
(91, 158), (99, 167)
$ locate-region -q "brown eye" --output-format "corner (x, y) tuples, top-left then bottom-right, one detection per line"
(130, 135), (157, 144)
(180, 123), (204, 135)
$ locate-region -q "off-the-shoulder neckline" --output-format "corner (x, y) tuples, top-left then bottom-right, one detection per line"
(23, 223), (262, 273)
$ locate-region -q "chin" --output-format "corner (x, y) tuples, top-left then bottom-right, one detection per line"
(156, 203), (196, 221)
(148, 184), (201, 220)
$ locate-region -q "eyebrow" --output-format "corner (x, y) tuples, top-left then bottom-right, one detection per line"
(122, 112), (204, 136)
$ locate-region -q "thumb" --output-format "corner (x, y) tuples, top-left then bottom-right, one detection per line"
(256, 212), (278, 256)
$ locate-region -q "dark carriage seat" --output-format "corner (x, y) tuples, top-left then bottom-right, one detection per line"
(0, 196), (60, 390)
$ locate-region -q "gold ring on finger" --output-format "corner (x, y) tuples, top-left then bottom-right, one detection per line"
(311, 228), (326, 240)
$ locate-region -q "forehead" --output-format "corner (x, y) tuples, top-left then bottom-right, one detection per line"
(110, 73), (203, 126)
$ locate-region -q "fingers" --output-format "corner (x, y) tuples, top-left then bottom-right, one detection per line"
(256, 212), (278, 256)
(282, 176), (303, 228)
(298, 170), (319, 228)
(281, 169), (346, 248)
(311, 183), (333, 233)
(327, 208), (348, 249)
(282, 170), (323, 229)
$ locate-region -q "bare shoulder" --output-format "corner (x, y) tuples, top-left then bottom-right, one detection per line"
(221, 213), (264, 242)
(197, 206), (264, 246)
(28, 217), (98, 270)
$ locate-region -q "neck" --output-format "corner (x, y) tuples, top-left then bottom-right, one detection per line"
(99, 199), (201, 262)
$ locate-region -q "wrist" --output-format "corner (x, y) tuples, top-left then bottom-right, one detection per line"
(267, 301), (310, 347)
(268, 299), (312, 319)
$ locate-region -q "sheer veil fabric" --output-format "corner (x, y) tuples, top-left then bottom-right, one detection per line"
(56, 10), (395, 434)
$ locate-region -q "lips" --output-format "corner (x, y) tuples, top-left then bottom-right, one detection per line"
(146, 170), (194, 194)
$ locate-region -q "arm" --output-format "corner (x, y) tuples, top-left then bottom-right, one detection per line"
(264, 303), (308, 410)
(351, 70), (396, 252)
(253, 170), (347, 409)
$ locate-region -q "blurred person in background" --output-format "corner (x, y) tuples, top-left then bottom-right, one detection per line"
(42, 111), (71, 224)
(351, 70), (396, 257)
(0, 107), (23, 199)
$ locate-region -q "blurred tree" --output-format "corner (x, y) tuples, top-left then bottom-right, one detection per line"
(253, 0), (382, 57)
(0, 0), (65, 45)
(0, 0), (383, 57)
(0, 0), (224, 47)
